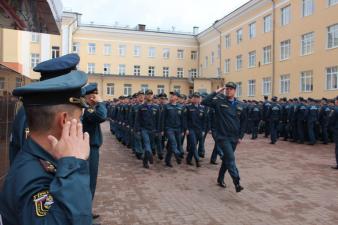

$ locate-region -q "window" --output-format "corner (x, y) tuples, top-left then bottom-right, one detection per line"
(148, 47), (156, 58)
(236, 55), (242, 71)
(88, 63), (95, 74)
(88, 43), (96, 54)
(15, 76), (22, 88)
(249, 22), (256, 39)
(0, 77), (5, 90)
(236, 28), (243, 44)
(177, 68), (184, 78)
(300, 71), (313, 92)
(211, 52), (215, 64)
(204, 56), (208, 68)
(225, 34), (231, 48)
(326, 66), (338, 90)
(31, 33), (40, 43)
(51, 46), (60, 58)
(281, 5), (291, 26)
(124, 84), (132, 96)
(262, 77), (272, 95)
(263, 45), (272, 64)
(301, 32), (314, 55)
(141, 84), (149, 93)
(134, 65), (141, 76)
(224, 59), (230, 74)
(177, 49), (184, 59)
(191, 51), (197, 60)
(302, 0), (314, 17)
(119, 45), (126, 56)
(163, 67), (169, 77)
(157, 85), (165, 94)
(106, 83), (114, 95)
(328, 24), (338, 48)
(31, 53), (40, 68)
(103, 64), (111, 75)
(104, 44), (112, 55)
(173, 85), (181, 93)
(235, 82), (242, 97)
(72, 42), (80, 53)
(264, 15), (272, 33)
(280, 39), (291, 60)
(280, 74), (290, 94)
(329, 0), (338, 6)
(163, 48), (170, 59)
(148, 66), (155, 76)
(248, 80), (256, 97)
(190, 69), (197, 78)
(248, 51), (256, 68)
(119, 64), (126, 76)
(134, 46), (141, 57)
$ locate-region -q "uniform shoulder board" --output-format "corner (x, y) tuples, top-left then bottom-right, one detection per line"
(33, 190), (54, 217)
(88, 108), (95, 113)
(39, 160), (56, 174)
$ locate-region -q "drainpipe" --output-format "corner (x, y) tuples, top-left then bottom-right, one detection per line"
(271, 0), (276, 97)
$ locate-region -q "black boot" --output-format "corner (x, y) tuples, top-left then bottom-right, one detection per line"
(196, 160), (201, 168)
(234, 179), (244, 193)
(217, 178), (226, 188)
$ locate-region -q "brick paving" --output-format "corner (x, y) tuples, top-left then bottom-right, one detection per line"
(93, 122), (338, 225)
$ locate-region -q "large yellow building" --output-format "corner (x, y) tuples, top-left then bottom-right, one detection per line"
(1, 0), (338, 100)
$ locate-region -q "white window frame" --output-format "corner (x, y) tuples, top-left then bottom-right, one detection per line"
(106, 83), (114, 96)
(177, 68), (184, 78)
(326, 66), (338, 90)
(157, 85), (165, 94)
(236, 55), (243, 71)
(280, 74), (290, 94)
(263, 45), (272, 64)
(264, 15), (272, 33)
(173, 85), (181, 93)
(148, 47), (156, 58)
(225, 34), (231, 48)
(141, 84), (149, 93)
(124, 84), (132, 96)
(300, 70), (313, 92)
(88, 43), (96, 54)
(133, 46), (141, 57)
(248, 51), (256, 68)
(163, 67), (169, 77)
(248, 80), (256, 97)
(148, 66), (155, 77)
(134, 65), (141, 76)
(327, 24), (338, 49)
(118, 64), (126, 76)
(163, 48), (170, 59)
(51, 46), (60, 59)
(103, 63), (111, 75)
(177, 49), (184, 59)
(119, 44), (126, 57)
(235, 82), (242, 97)
(281, 5), (291, 26)
(236, 28), (243, 44)
(302, 0), (314, 17)
(249, 22), (256, 39)
(72, 42), (80, 53)
(87, 63), (95, 74)
(190, 69), (198, 78)
(224, 59), (230, 74)
(262, 77), (272, 95)
(31, 33), (40, 43)
(191, 51), (197, 60)
(31, 53), (40, 68)
(328, 0), (338, 6)
(104, 44), (112, 56)
(301, 32), (314, 56)
(280, 39), (291, 61)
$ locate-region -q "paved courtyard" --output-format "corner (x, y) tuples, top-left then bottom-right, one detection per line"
(93, 122), (338, 225)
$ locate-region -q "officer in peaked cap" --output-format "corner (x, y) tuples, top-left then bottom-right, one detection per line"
(9, 53), (81, 165)
(0, 71), (93, 224)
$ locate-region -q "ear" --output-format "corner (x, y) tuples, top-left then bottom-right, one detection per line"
(56, 111), (68, 128)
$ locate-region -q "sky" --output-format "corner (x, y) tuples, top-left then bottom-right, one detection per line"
(62, 0), (250, 33)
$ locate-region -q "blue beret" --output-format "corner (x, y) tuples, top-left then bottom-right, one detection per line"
(84, 83), (98, 95)
(13, 71), (88, 108)
(33, 53), (80, 81)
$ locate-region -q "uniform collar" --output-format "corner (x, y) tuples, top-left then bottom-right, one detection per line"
(24, 138), (57, 166)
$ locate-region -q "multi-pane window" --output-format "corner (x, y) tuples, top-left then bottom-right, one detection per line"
(173, 85), (181, 93)
(103, 64), (111, 75)
(301, 32), (314, 55)
(236, 55), (243, 71)
(264, 15), (272, 33)
(51, 46), (60, 58)
(104, 44), (112, 55)
(248, 80), (256, 97)
(124, 84), (132, 96)
(190, 69), (197, 78)
(302, 0), (314, 17)
(72, 42), (80, 53)
(88, 43), (96, 54)
(119, 45), (126, 56)
(235, 82), (242, 97)
(280, 74), (290, 94)
(119, 64), (126, 76)
(281, 5), (291, 26)
(280, 39), (291, 60)
(236, 28), (243, 44)
(326, 66), (338, 90)
(329, 0), (338, 6)
(157, 85), (165, 94)
(328, 24), (338, 48)
(163, 67), (169, 77)
(262, 77), (272, 95)
(177, 68), (184, 78)
(87, 63), (95, 74)
(191, 51), (197, 60)
(106, 83), (114, 95)
(163, 48), (170, 59)
(31, 33), (40, 43)
(177, 49), (184, 59)
(224, 59), (230, 74)
(148, 66), (155, 76)
(249, 22), (256, 39)
(15, 76), (22, 88)
(0, 77), (4, 90)
(31, 53), (40, 68)
(133, 46), (141, 57)
(141, 84), (148, 93)
(148, 47), (156, 58)
(263, 45), (272, 64)
(225, 34), (231, 48)
(134, 65), (141, 76)
(300, 71), (313, 92)
(211, 52), (215, 64)
(248, 51), (256, 68)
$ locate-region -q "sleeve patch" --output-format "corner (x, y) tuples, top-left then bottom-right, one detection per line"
(33, 190), (54, 217)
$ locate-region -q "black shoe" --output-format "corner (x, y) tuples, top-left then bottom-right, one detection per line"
(270, 141), (275, 144)
(149, 155), (154, 164)
(92, 214), (100, 219)
(235, 184), (244, 192)
(176, 157), (182, 165)
(196, 161), (201, 168)
(143, 163), (149, 169)
(217, 180), (226, 188)
(199, 154), (205, 158)
(136, 153), (142, 160)
(158, 155), (164, 160)
(165, 163), (173, 168)
(186, 160), (193, 166)
(331, 166), (338, 170)
(210, 161), (218, 165)
(179, 153), (184, 159)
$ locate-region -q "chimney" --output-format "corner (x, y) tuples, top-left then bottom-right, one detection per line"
(137, 24), (146, 31)
(193, 26), (199, 35)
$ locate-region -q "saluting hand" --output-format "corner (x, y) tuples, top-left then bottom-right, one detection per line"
(48, 119), (90, 160)
(216, 87), (225, 93)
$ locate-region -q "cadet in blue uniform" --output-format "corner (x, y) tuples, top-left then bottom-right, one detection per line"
(306, 98), (319, 145)
(331, 96), (338, 170)
(268, 96), (281, 144)
(262, 96), (271, 138)
(201, 82), (246, 192)
(296, 98), (308, 144)
(319, 98), (331, 144)
(249, 100), (262, 140)
(82, 83), (107, 219)
(0, 71), (92, 224)
(8, 53), (80, 165)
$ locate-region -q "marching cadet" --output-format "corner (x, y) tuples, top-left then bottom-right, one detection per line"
(82, 83), (107, 219)
(156, 93), (168, 160)
(262, 96), (271, 138)
(185, 92), (207, 167)
(279, 97), (288, 140)
(331, 96), (338, 170)
(306, 98), (319, 145)
(296, 97), (308, 144)
(131, 92), (145, 160)
(201, 82), (246, 192)
(0, 71), (93, 224)
(249, 100), (262, 140)
(267, 96), (281, 144)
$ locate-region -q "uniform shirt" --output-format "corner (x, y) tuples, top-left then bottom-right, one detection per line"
(319, 105), (331, 125)
(268, 102), (281, 121)
(296, 103), (308, 121)
(162, 103), (186, 131)
(135, 103), (160, 132)
(0, 138), (92, 225)
(307, 104), (319, 122)
(186, 104), (207, 131)
(249, 105), (262, 121)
